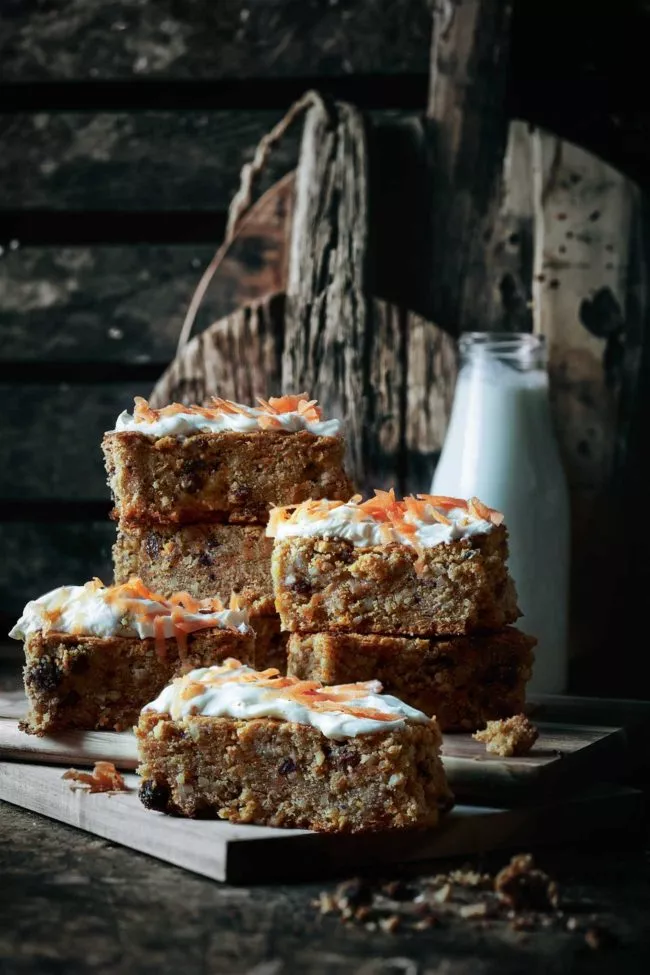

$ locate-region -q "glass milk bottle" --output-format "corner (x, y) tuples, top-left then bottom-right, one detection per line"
(432, 333), (570, 693)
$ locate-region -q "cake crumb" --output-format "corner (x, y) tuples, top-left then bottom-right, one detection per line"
(473, 714), (539, 757)
(459, 902), (489, 919)
(585, 925), (617, 950)
(62, 761), (128, 794)
(495, 854), (559, 911)
(379, 914), (401, 934)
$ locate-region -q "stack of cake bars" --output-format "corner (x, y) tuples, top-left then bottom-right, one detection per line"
(102, 398), (352, 668)
(268, 496), (536, 731)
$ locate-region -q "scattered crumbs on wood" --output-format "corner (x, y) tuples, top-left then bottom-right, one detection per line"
(473, 715), (539, 757)
(310, 855), (620, 939)
(62, 761), (128, 794)
(495, 854), (559, 911)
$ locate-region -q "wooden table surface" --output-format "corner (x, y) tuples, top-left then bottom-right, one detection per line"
(1, 660), (650, 975)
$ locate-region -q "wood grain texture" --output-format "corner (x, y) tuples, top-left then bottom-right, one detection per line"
(0, 715), (629, 806)
(284, 98), (370, 486)
(149, 294), (285, 409)
(0, 383), (139, 500)
(530, 130), (646, 660)
(0, 0), (432, 82)
(0, 111), (293, 211)
(428, 0), (514, 335)
(0, 245), (218, 363)
(484, 120), (535, 333)
(0, 762), (642, 885)
(0, 522), (114, 619)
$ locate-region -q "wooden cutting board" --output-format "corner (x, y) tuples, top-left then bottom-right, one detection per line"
(0, 688), (641, 803)
(0, 761), (643, 883)
(0, 712), (629, 804)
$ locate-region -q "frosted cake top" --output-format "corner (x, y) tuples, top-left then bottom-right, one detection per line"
(109, 395), (342, 438)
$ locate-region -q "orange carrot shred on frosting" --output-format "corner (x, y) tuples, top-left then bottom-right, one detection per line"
(129, 394), (326, 429)
(266, 492), (504, 539)
(177, 664), (400, 721)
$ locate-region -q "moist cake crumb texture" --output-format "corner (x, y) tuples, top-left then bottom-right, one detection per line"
(473, 713), (539, 756)
(135, 659), (453, 831)
(269, 490), (536, 731)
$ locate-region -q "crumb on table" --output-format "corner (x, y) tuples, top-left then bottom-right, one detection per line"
(473, 713), (538, 757)
(62, 761), (128, 793)
(495, 853), (559, 911)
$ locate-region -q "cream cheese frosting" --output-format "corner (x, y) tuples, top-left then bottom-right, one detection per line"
(267, 492), (503, 549)
(143, 659), (429, 739)
(9, 578), (250, 641)
(109, 394), (341, 439)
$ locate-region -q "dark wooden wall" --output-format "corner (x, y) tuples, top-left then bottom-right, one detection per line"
(2, 0), (650, 649)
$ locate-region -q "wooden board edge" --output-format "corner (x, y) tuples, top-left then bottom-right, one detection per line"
(0, 761), (643, 884)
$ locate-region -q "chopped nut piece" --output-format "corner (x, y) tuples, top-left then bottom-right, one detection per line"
(459, 902), (489, 919)
(334, 878), (372, 911)
(447, 868), (493, 889)
(473, 714), (539, 757)
(495, 854), (559, 911)
(585, 925), (617, 950)
(379, 914), (401, 934)
(433, 883), (453, 904)
(62, 761), (127, 794)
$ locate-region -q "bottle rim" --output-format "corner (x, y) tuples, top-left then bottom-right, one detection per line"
(458, 332), (546, 368)
(459, 332), (545, 352)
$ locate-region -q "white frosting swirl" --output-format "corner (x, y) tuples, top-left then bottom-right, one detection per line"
(143, 662), (429, 739)
(268, 501), (496, 549)
(9, 582), (250, 641)
(111, 402), (341, 439)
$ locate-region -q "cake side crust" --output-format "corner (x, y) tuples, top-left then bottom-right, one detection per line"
(103, 429), (353, 526)
(287, 629), (535, 732)
(136, 712), (452, 832)
(272, 530), (519, 637)
(113, 523), (275, 615)
(21, 628), (256, 735)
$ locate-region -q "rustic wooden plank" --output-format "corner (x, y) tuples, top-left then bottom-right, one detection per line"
(149, 295), (285, 409)
(403, 310), (457, 493)
(484, 120), (535, 332)
(0, 0), (432, 82)
(427, 0), (514, 335)
(0, 383), (140, 500)
(0, 111), (294, 212)
(0, 245), (220, 363)
(284, 97), (371, 487)
(0, 522), (115, 620)
(0, 230), (291, 365)
(530, 130), (645, 666)
(0, 717), (628, 807)
(0, 762), (642, 884)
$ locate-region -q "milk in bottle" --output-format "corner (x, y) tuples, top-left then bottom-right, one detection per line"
(431, 333), (570, 693)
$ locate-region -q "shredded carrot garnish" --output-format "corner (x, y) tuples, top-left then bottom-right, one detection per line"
(62, 762), (127, 794)
(267, 492), (504, 539)
(168, 660), (402, 723)
(126, 394), (327, 431)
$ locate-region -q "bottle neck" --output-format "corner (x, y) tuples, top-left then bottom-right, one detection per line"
(459, 332), (547, 373)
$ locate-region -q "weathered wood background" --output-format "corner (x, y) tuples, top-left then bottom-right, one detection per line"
(2, 0), (650, 692)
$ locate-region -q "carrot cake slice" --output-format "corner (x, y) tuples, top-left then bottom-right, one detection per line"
(136, 659), (453, 831)
(268, 492), (520, 636)
(102, 394), (353, 526)
(9, 578), (255, 734)
(287, 628), (535, 731)
(113, 522), (275, 615)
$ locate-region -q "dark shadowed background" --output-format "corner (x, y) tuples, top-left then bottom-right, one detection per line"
(1, 0), (650, 693)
